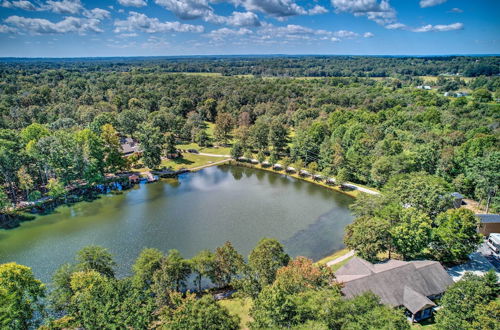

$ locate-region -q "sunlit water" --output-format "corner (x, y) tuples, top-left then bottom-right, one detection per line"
(0, 165), (354, 283)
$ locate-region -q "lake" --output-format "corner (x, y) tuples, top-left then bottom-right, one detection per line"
(0, 165), (354, 283)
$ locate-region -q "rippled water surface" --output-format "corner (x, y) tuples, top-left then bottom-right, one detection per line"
(0, 165), (354, 282)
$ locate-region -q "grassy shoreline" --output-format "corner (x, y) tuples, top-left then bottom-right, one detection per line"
(229, 160), (360, 198)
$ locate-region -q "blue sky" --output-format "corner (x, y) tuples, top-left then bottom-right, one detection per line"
(0, 0), (499, 57)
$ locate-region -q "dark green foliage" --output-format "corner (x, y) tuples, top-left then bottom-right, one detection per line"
(76, 245), (116, 278)
(158, 294), (239, 330)
(0, 263), (45, 330)
(432, 209), (482, 263)
(436, 272), (499, 329)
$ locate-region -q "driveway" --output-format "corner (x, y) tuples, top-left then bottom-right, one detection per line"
(447, 243), (500, 282)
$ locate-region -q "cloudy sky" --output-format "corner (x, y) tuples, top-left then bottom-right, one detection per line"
(0, 0), (498, 57)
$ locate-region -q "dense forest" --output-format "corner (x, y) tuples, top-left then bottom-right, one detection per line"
(1, 55), (499, 77)
(0, 56), (498, 219)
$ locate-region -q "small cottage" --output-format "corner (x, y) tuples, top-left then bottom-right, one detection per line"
(477, 214), (500, 236)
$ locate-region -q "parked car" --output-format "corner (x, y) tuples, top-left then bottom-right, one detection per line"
(187, 149), (199, 154)
(486, 233), (500, 254)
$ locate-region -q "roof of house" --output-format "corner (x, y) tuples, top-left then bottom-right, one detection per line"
(451, 192), (464, 199)
(477, 214), (500, 224)
(335, 257), (454, 314)
(120, 137), (141, 154)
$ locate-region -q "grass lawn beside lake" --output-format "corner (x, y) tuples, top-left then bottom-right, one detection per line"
(316, 248), (351, 265)
(219, 298), (253, 330)
(132, 153), (227, 172)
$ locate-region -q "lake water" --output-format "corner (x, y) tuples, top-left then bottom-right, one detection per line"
(0, 165), (354, 283)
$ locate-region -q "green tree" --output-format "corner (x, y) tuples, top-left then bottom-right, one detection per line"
(268, 119), (288, 153)
(436, 272), (495, 329)
(191, 249), (216, 292)
(432, 209), (482, 263)
(0, 263), (45, 330)
(152, 249), (191, 294)
(383, 172), (453, 218)
(159, 293), (239, 330)
(76, 245), (116, 278)
(20, 123), (49, 144)
(391, 208), (432, 260)
(344, 216), (390, 262)
(100, 124), (126, 172)
(164, 132), (177, 155)
(249, 238), (290, 288)
(47, 178), (66, 200)
(230, 142), (244, 159)
(472, 88), (492, 102)
(257, 150), (266, 163)
(132, 248), (163, 290)
(137, 122), (164, 169)
(214, 113), (234, 145)
(50, 263), (75, 313)
(0, 189), (11, 211)
(213, 241), (244, 288)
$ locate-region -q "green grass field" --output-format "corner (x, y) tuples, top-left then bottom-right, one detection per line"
(219, 298), (253, 330)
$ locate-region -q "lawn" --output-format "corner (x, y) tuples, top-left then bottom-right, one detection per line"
(132, 153), (227, 172)
(219, 298), (253, 330)
(315, 248), (351, 265)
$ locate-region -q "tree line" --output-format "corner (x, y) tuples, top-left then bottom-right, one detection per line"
(2, 239), (498, 329)
(1, 55), (498, 77)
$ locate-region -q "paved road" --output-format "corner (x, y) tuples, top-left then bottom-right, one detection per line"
(343, 183), (380, 195)
(197, 152), (231, 158)
(326, 250), (355, 267)
(189, 158), (231, 171)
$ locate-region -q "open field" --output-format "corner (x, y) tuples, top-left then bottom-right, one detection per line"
(131, 153), (225, 172)
(219, 298), (253, 330)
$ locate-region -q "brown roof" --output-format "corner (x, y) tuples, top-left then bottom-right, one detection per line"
(336, 257), (454, 314)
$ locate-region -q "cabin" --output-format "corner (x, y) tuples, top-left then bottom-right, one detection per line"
(261, 161), (271, 167)
(312, 174), (323, 181)
(477, 214), (500, 236)
(335, 257), (454, 323)
(299, 169), (310, 177)
(120, 137), (141, 155)
(250, 159), (259, 164)
(273, 163), (283, 170)
(237, 157), (248, 162)
(326, 178), (336, 185)
(286, 166), (296, 173)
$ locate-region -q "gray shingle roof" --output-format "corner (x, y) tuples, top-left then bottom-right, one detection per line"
(477, 214), (500, 224)
(336, 257), (454, 314)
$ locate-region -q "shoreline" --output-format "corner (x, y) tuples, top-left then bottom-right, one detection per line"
(228, 160), (360, 198)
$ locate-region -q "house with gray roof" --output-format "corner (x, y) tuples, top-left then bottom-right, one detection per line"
(120, 137), (141, 155)
(477, 214), (500, 235)
(335, 257), (454, 322)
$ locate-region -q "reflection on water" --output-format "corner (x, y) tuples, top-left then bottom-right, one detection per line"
(0, 165), (353, 283)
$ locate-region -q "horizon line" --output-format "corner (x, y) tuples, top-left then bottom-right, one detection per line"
(0, 53), (499, 60)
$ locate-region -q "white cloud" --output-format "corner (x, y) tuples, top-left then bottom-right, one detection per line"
(385, 22), (406, 30)
(84, 8), (111, 20)
(412, 22), (463, 32)
(118, 0), (147, 7)
(331, 0), (397, 25)
(333, 29), (359, 38)
(204, 11), (261, 27)
(0, 24), (18, 33)
(4, 15), (103, 34)
(207, 27), (252, 40)
(113, 11), (204, 33)
(363, 31), (374, 38)
(331, 37), (340, 42)
(235, 0), (307, 17)
(45, 0), (83, 14)
(1, 0), (37, 10)
(308, 5), (328, 15)
(419, 0), (447, 8)
(154, 0), (211, 19)
(448, 8), (463, 13)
